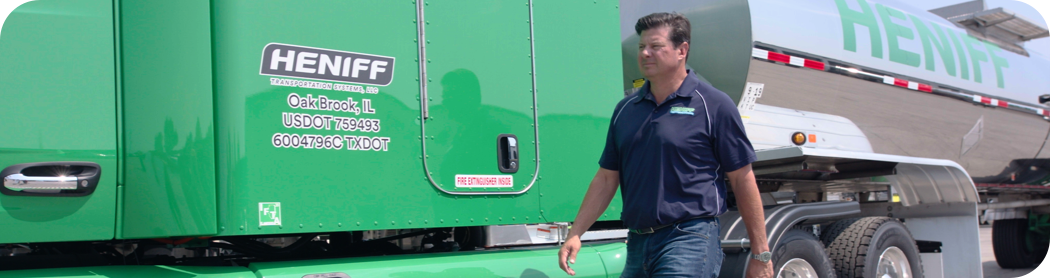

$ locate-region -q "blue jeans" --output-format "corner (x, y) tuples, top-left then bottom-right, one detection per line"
(621, 217), (723, 278)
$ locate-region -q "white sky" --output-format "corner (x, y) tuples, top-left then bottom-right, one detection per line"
(906, 0), (1050, 59)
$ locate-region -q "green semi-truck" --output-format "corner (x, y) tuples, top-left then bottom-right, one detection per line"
(2, 0), (1048, 277)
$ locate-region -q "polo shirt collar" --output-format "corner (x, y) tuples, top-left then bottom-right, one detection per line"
(635, 69), (701, 104)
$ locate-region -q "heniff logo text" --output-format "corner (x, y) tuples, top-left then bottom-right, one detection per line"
(835, 0), (1009, 88)
(260, 43), (396, 86)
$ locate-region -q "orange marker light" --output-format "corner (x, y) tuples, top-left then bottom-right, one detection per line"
(791, 132), (806, 146)
(808, 134), (817, 143)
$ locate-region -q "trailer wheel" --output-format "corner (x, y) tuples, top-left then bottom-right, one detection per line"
(773, 229), (836, 278)
(992, 219), (1038, 268)
(821, 217), (923, 278)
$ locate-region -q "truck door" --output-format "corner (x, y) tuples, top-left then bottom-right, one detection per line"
(0, 0), (117, 243)
(421, 0), (539, 194)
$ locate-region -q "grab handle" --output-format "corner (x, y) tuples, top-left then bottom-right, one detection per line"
(4, 174), (79, 191)
(0, 162), (101, 197)
(497, 134), (519, 173)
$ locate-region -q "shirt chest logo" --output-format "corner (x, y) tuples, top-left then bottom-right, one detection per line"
(669, 107), (695, 116)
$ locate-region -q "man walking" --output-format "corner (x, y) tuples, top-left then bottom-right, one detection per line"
(557, 13), (774, 278)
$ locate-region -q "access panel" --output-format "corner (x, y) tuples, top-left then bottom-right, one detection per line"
(119, 0), (219, 239)
(422, 0), (539, 195)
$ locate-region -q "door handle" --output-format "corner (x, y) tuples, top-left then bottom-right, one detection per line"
(4, 174), (79, 191)
(0, 162), (101, 197)
(497, 134), (519, 173)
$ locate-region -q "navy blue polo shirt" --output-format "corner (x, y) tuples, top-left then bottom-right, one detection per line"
(599, 70), (756, 230)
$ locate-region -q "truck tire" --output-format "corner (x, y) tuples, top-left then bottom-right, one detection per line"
(773, 229), (836, 278)
(821, 217), (923, 278)
(992, 219), (1037, 268)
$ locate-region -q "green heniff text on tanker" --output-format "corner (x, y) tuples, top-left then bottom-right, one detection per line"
(836, 0), (1010, 88)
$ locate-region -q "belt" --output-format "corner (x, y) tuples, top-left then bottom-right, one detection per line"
(629, 223), (674, 234)
(628, 216), (714, 234)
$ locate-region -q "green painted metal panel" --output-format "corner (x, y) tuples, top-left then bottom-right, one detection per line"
(119, 0), (218, 238)
(211, 0), (552, 236)
(0, 0), (117, 244)
(211, 0), (419, 236)
(212, 0), (424, 235)
(532, 1), (624, 222)
(0, 243), (626, 277)
(0, 265), (254, 278)
(422, 0), (538, 194)
(593, 241), (629, 275)
(250, 242), (626, 278)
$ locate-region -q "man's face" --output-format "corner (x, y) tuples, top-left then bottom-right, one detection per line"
(638, 26), (687, 79)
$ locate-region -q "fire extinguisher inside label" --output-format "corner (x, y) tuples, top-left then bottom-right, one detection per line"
(455, 175), (513, 188)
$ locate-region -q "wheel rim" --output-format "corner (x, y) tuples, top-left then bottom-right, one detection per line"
(876, 246), (912, 278)
(777, 258), (818, 278)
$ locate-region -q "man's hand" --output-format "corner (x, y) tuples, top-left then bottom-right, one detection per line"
(746, 258), (774, 278)
(558, 235), (582, 276)
(556, 168), (618, 276)
(729, 164), (773, 278)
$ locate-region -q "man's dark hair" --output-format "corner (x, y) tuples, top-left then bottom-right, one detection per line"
(635, 12), (691, 57)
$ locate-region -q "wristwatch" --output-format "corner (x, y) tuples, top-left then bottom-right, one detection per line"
(751, 251), (772, 263)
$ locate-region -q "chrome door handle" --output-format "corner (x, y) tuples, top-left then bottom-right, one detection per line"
(4, 174), (80, 191)
(0, 162), (101, 196)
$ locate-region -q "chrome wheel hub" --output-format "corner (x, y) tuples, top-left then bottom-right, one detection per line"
(877, 246), (912, 278)
(777, 258), (818, 278)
